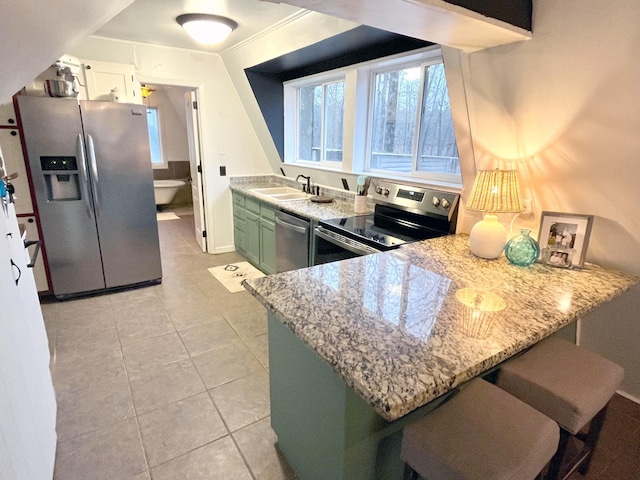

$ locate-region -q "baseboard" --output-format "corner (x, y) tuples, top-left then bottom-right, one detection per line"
(616, 389), (640, 405)
(212, 245), (236, 254)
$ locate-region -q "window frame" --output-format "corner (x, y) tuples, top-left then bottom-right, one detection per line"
(365, 50), (461, 185)
(282, 46), (463, 188)
(147, 106), (166, 169)
(284, 72), (346, 170)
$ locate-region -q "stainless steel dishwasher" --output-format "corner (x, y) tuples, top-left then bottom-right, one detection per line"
(275, 210), (310, 273)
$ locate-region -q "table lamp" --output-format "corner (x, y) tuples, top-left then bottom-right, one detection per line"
(467, 169), (523, 259)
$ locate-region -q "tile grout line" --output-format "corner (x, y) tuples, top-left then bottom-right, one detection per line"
(111, 299), (152, 478)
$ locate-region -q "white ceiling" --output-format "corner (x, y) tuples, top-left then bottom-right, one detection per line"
(92, 0), (305, 53)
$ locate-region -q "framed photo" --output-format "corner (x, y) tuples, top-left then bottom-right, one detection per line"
(538, 211), (594, 267)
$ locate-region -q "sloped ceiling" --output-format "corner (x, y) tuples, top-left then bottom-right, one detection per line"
(0, 0), (135, 103)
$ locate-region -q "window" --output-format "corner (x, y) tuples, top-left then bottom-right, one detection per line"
(290, 77), (345, 167)
(147, 107), (165, 168)
(368, 58), (460, 182)
(283, 47), (462, 186)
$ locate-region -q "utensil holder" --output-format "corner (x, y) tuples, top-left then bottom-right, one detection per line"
(354, 195), (367, 214)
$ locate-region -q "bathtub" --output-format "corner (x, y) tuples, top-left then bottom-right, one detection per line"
(153, 179), (186, 206)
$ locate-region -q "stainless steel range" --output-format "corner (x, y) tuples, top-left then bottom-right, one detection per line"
(312, 180), (459, 265)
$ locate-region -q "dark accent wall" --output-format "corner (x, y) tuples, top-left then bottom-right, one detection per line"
(245, 26), (432, 161)
(443, 0), (532, 31)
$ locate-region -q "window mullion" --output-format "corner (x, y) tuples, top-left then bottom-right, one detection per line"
(412, 63), (427, 176)
(320, 83), (327, 163)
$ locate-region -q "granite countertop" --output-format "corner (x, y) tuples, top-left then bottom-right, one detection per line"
(230, 181), (368, 221)
(244, 234), (639, 421)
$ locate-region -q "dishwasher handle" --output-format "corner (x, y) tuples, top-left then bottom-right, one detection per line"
(275, 215), (308, 234)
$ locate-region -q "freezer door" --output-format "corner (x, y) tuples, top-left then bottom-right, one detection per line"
(80, 101), (162, 288)
(16, 96), (105, 296)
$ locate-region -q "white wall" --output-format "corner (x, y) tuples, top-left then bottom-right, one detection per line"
(460, 0), (640, 398)
(70, 37), (271, 253)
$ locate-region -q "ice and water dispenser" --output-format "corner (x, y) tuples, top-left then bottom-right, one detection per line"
(40, 156), (81, 201)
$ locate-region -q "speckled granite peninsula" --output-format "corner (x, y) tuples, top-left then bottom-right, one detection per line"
(244, 233), (638, 479)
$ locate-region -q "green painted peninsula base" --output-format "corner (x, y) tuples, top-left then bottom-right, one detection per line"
(267, 313), (447, 480)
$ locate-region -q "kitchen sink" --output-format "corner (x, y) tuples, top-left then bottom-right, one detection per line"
(251, 187), (310, 202)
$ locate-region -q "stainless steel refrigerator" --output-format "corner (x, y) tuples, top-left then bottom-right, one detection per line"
(17, 96), (162, 299)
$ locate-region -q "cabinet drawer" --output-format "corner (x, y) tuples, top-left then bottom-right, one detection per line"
(233, 215), (246, 232)
(234, 226), (246, 251)
(245, 197), (261, 215)
(17, 216), (49, 292)
(233, 205), (246, 223)
(260, 205), (276, 222)
(233, 192), (246, 208)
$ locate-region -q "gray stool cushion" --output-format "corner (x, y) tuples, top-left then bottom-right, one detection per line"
(401, 378), (559, 480)
(497, 337), (624, 435)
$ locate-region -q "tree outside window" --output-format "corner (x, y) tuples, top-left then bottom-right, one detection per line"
(369, 61), (459, 177)
(298, 80), (344, 165)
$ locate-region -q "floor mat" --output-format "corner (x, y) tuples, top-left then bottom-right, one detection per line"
(208, 262), (265, 293)
(156, 212), (180, 221)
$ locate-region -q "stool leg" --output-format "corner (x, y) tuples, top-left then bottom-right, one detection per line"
(403, 463), (419, 480)
(578, 403), (610, 475)
(545, 429), (570, 480)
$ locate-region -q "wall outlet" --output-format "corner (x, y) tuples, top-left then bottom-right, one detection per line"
(520, 198), (533, 218)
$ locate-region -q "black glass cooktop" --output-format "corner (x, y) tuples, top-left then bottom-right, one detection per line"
(321, 214), (410, 249)
(319, 204), (454, 250)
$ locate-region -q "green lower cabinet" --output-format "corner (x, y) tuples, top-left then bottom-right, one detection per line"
(267, 313), (450, 479)
(260, 218), (276, 274)
(232, 191), (278, 274)
(244, 210), (261, 267)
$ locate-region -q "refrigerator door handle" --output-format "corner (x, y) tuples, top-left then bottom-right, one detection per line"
(87, 134), (100, 216)
(76, 134), (93, 218)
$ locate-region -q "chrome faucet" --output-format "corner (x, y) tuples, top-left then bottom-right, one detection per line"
(296, 174), (311, 193)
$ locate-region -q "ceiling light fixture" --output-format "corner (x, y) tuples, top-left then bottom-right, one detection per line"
(176, 13), (237, 45)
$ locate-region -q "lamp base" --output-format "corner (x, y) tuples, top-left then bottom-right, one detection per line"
(469, 214), (507, 259)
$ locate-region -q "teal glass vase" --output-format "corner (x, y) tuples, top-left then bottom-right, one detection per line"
(505, 229), (540, 266)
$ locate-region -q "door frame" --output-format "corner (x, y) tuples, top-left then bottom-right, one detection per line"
(137, 76), (210, 253)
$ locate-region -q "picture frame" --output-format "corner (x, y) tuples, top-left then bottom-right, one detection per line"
(538, 211), (594, 268)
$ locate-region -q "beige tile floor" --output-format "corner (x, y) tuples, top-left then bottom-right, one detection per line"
(44, 211), (297, 480)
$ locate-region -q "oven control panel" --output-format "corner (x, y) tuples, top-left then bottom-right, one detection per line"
(371, 181), (460, 221)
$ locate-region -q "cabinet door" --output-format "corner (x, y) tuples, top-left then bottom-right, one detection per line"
(232, 193), (247, 253)
(18, 216), (49, 293)
(260, 218), (277, 275)
(0, 101), (17, 126)
(82, 60), (142, 104)
(0, 128), (33, 215)
(245, 210), (261, 268)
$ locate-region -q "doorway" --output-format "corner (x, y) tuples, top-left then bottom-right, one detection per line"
(142, 83), (207, 252)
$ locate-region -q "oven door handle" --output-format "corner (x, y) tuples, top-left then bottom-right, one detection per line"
(314, 226), (381, 256)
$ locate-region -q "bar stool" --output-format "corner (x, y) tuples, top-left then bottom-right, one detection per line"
(401, 378), (559, 480)
(496, 337), (624, 480)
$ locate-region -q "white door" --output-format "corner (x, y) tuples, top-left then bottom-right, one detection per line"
(185, 90), (207, 252)
(0, 200), (57, 480)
